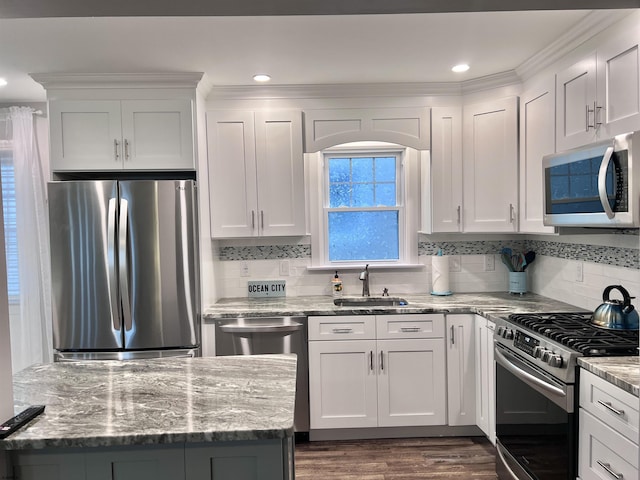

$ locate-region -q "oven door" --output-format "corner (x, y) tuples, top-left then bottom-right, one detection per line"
(494, 343), (576, 480)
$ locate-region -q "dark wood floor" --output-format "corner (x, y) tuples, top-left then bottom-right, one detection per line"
(295, 437), (498, 479)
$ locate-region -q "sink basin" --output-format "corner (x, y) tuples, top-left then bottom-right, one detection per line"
(333, 297), (409, 307)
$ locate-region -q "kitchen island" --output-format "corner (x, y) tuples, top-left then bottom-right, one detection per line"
(0, 355), (297, 480)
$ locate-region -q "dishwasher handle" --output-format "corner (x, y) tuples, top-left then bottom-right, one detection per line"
(219, 322), (303, 334)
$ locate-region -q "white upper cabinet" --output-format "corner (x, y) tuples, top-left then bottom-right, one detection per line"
(49, 99), (194, 172)
(304, 107), (430, 152)
(557, 25), (640, 150)
(429, 106), (463, 233)
(207, 110), (305, 238)
(519, 78), (557, 234)
(462, 96), (519, 232)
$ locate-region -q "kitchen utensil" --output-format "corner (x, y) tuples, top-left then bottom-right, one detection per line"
(523, 251), (536, 270)
(591, 285), (639, 330)
(501, 253), (514, 272)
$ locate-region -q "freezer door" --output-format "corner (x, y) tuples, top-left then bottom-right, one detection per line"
(49, 181), (122, 350)
(119, 180), (200, 350)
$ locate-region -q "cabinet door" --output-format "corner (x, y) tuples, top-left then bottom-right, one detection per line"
(519, 79), (557, 234)
(597, 28), (640, 138)
(207, 111), (258, 238)
(556, 54), (598, 151)
(186, 440), (285, 480)
(254, 111), (306, 236)
(308, 339), (378, 429)
(85, 445), (185, 480)
(430, 106), (463, 232)
(120, 99), (194, 171)
(474, 316), (496, 443)
(462, 97), (518, 232)
(10, 450), (85, 480)
(377, 338), (446, 427)
(49, 100), (122, 171)
(446, 314), (476, 426)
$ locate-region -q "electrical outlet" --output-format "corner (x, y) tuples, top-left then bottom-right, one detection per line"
(575, 261), (583, 283)
(450, 255), (461, 272)
(240, 262), (250, 277)
(484, 254), (495, 271)
(279, 260), (290, 276)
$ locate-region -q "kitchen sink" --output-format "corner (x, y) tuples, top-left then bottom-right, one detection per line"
(333, 296), (409, 307)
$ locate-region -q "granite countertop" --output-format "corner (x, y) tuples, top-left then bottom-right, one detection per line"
(578, 356), (640, 397)
(203, 292), (588, 322)
(0, 355), (297, 450)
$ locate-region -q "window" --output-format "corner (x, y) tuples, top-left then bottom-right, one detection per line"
(326, 153), (401, 262)
(308, 142), (420, 268)
(0, 147), (19, 302)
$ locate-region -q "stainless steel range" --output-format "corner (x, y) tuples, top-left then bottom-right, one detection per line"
(494, 312), (639, 480)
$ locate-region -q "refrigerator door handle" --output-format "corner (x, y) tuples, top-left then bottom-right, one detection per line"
(107, 198), (121, 334)
(118, 198), (133, 332)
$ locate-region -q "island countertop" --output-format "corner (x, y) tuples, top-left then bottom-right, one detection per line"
(0, 355), (297, 450)
(578, 356), (640, 397)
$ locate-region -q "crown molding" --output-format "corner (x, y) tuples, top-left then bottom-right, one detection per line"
(29, 72), (204, 90)
(516, 10), (629, 82)
(460, 70), (521, 94)
(207, 82), (463, 100)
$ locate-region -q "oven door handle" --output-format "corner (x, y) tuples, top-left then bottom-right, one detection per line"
(219, 323), (303, 334)
(495, 344), (566, 399)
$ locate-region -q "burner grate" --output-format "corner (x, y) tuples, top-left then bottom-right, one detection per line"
(508, 312), (639, 356)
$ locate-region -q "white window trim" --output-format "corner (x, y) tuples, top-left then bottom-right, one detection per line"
(307, 142), (421, 270)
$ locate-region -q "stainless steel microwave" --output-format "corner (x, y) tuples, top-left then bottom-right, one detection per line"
(543, 131), (639, 227)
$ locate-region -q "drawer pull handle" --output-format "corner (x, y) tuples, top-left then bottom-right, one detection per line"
(596, 460), (623, 479)
(598, 400), (624, 416)
(332, 328), (353, 334)
(400, 327), (421, 332)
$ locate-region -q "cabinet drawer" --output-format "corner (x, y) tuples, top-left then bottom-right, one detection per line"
(580, 369), (639, 444)
(308, 316), (375, 340)
(376, 314), (445, 339)
(579, 409), (638, 480)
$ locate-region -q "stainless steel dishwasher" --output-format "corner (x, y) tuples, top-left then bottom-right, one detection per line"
(214, 316), (309, 434)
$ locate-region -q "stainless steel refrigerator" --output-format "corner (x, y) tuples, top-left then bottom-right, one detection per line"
(48, 179), (200, 360)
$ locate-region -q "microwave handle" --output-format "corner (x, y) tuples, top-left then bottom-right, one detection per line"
(597, 146), (616, 219)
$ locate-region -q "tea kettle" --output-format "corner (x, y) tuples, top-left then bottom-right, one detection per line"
(590, 285), (639, 330)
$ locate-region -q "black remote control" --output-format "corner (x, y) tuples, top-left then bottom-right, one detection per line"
(0, 405), (45, 439)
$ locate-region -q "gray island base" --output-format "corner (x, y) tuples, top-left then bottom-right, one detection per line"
(0, 355), (297, 480)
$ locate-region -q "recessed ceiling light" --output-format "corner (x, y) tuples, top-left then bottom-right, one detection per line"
(253, 74), (271, 82)
(0, 78), (7, 87)
(452, 64), (470, 73)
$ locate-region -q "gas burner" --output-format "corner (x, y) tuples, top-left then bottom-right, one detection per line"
(507, 312), (639, 357)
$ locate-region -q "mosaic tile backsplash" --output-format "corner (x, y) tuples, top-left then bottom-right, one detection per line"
(218, 239), (639, 269)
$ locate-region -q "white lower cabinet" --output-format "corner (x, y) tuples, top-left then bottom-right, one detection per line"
(474, 315), (495, 444)
(308, 314), (446, 430)
(445, 314), (476, 426)
(578, 369), (639, 480)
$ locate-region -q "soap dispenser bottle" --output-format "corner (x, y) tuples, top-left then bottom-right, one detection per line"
(331, 271), (343, 297)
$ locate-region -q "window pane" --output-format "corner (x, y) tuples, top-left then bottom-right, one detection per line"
(0, 152), (19, 300)
(352, 183), (374, 207)
(329, 184), (351, 207)
(351, 157), (373, 183)
(375, 183), (396, 206)
(329, 158), (351, 183)
(375, 157), (396, 182)
(328, 210), (399, 261)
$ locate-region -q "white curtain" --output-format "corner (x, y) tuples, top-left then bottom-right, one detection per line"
(1, 107), (52, 372)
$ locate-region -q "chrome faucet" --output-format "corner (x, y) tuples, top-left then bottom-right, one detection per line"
(359, 264), (370, 297)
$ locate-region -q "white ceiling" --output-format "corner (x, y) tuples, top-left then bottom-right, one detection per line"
(0, 10), (614, 102)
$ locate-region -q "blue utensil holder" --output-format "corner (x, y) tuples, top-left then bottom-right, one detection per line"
(509, 272), (527, 294)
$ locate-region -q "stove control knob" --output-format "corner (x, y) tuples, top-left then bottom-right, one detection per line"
(496, 326), (505, 337)
(548, 354), (563, 368)
(533, 346), (544, 358)
(504, 329), (514, 340)
(541, 350), (552, 362)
